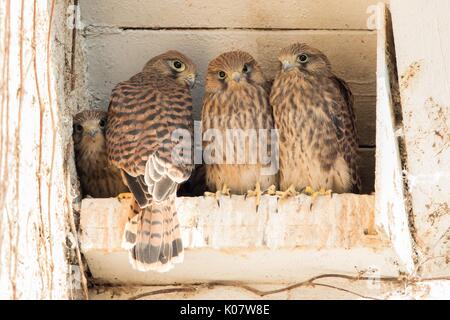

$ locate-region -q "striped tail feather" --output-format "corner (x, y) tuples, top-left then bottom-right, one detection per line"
(123, 196), (184, 272)
(122, 200), (140, 250)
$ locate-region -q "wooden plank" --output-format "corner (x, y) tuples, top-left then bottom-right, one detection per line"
(374, 3), (414, 273)
(80, 195), (402, 285)
(84, 29), (376, 146)
(79, 0), (385, 30)
(0, 0), (82, 299)
(390, 0), (450, 277)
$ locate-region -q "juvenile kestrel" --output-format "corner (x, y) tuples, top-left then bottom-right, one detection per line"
(270, 43), (361, 195)
(202, 50), (277, 198)
(73, 110), (128, 198)
(106, 50), (197, 272)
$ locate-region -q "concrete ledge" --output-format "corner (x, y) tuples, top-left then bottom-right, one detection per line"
(80, 194), (403, 285)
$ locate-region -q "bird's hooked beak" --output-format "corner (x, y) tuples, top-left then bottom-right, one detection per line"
(231, 72), (241, 83)
(86, 129), (99, 138)
(282, 60), (295, 72)
(185, 73), (197, 89)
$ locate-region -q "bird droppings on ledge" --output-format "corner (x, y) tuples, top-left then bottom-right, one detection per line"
(400, 61), (421, 90)
(427, 203), (449, 226)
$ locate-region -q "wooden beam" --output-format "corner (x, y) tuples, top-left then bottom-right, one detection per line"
(0, 0), (77, 299)
(374, 3), (414, 273)
(390, 0), (450, 276)
(79, 0), (386, 30)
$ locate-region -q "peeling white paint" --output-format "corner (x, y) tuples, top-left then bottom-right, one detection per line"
(391, 0), (450, 277)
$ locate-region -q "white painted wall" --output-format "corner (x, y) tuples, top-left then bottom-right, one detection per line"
(375, 2), (414, 273)
(391, 0), (450, 277)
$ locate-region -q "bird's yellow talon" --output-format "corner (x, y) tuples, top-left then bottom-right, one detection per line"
(118, 192), (133, 201)
(246, 182), (263, 210)
(319, 187), (332, 196)
(204, 184), (230, 202)
(204, 192), (216, 197)
(246, 182), (260, 197)
(307, 187), (332, 200)
(264, 184), (277, 196)
(221, 184), (231, 197)
(303, 186), (315, 196)
(276, 185), (298, 200)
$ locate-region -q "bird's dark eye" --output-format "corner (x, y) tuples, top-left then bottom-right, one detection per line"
(298, 54), (309, 63)
(242, 64), (250, 73)
(171, 60), (185, 72)
(75, 124), (83, 133)
(218, 71), (226, 79)
(99, 119), (106, 128)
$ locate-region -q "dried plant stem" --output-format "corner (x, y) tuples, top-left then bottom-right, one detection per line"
(127, 273), (450, 300)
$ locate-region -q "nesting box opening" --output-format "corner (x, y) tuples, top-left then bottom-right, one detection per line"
(76, 2), (378, 196)
(72, 1), (413, 287)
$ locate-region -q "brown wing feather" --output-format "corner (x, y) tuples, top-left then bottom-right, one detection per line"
(331, 75), (361, 193)
(333, 75), (358, 138)
(106, 72), (193, 205)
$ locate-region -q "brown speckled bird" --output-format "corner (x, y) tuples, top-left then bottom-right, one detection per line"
(202, 50), (277, 199)
(106, 50), (197, 272)
(73, 110), (128, 198)
(270, 43), (361, 195)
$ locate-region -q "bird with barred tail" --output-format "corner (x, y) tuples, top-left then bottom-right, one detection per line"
(270, 43), (361, 198)
(106, 50), (197, 272)
(73, 109), (129, 198)
(202, 50), (277, 203)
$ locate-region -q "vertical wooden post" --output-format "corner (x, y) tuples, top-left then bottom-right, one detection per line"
(0, 0), (79, 299)
(375, 3), (415, 273)
(391, 0), (450, 277)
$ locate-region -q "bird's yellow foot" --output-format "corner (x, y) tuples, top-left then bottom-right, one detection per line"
(220, 184), (231, 197)
(303, 186), (315, 196)
(303, 186), (332, 200)
(264, 184), (277, 196)
(246, 182), (263, 210)
(318, 187), (332, 196)
(276, 185), (298, 200)
(204, 184), (231, 206)
(118, 192), (133, 202)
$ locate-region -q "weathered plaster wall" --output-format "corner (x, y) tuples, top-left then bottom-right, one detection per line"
(374, 3), (414, 274)
(390, 0), (450, 277)
(0, 0), (84, 299)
